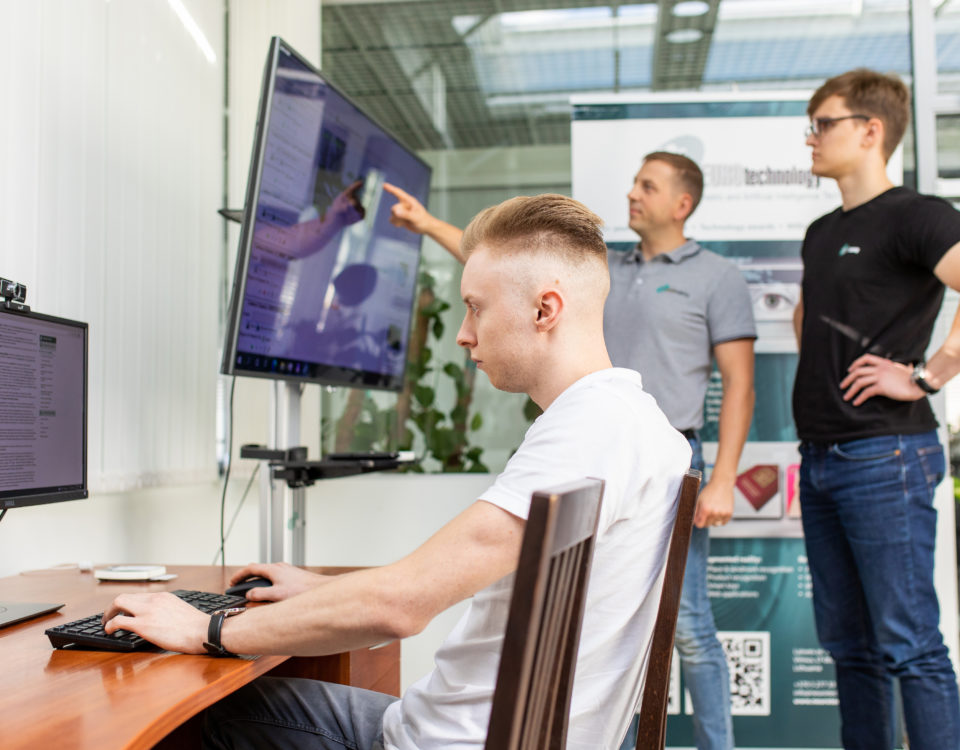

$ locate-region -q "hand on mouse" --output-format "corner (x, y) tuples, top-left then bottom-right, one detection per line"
(229, 562), (329, 602)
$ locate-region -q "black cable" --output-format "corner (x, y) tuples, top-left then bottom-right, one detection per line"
(216, 376), (237, 567)
(212, 463), (259, 565)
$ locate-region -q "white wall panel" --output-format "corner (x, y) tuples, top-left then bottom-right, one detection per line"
(0, 0), (224, 491)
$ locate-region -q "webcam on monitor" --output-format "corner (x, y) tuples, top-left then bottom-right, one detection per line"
(0, 277), (28, 312)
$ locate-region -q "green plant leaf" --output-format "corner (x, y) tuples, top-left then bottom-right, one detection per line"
(522, 397), (542, 422)
(422, 408), (443, 433)
(442, 362), (464, 384)
(422, 299), (450, 316)
(470, 412), (483, 431)
(413, 385), (435, 407)
(428, 428), (454, 458)
(432, 318), (445, 339)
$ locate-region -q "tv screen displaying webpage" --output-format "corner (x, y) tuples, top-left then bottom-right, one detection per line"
(221, 37), (432, 391)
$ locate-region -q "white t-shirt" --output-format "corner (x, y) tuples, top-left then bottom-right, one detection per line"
(382, 367), (691, 750)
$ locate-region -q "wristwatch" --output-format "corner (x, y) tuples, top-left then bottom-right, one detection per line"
(203, 607), (245, 657)
(911, 362), (940, 395)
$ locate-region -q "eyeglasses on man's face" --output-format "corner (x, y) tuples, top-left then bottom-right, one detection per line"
(804, 114), (870, 138)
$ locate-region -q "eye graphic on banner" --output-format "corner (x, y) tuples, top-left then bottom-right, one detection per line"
(750, 283), (799, 321)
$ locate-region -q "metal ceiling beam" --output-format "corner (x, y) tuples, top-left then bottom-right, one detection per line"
(327, 5), (439, 150)
(650, 0), (720, 91)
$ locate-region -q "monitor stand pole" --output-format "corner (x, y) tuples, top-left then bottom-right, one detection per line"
(260, 381), (307, 564)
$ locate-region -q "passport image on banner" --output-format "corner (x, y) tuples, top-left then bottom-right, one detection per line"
(736, 465), (779, 511)
(702, 443), (803, 527)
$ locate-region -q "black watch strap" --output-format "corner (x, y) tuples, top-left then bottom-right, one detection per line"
(203, 607), (244, 657)
(912, 362), (940, 395)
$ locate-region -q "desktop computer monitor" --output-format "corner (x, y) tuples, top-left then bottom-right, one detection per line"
(221, 37), (432, 391)
(0, 308), (88, 510)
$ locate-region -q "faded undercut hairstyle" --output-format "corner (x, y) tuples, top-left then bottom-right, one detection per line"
(644, 151), (704, 217)
(460, 193), (607, 265)
(808, 68), (909, 162)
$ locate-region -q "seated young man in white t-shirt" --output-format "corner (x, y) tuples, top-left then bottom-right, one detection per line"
(102, 193), (691, 750)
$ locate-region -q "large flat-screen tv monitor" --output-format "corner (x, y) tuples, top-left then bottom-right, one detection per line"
(0, 308), (88, 509)
(221, 37), (432, 391)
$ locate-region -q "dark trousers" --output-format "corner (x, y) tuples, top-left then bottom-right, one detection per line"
(203, 677), (398, 750)
(800, 431), (960, 750)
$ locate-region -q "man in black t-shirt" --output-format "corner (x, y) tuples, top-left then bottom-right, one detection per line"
(793, 69), (960, 750)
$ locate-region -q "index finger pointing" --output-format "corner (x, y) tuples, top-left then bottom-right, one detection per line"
(382, 182), (410, 201)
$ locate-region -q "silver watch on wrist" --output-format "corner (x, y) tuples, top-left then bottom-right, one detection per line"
(203, 606), (245, 657)
(911, 362), (939, 395)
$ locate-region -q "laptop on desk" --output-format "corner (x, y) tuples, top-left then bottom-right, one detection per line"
(0, 601), (64, 629)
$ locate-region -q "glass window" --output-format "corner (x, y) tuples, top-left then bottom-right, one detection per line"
(319, 0), (913, 473)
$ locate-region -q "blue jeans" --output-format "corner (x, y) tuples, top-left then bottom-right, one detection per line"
(800, 431), (960, 750)
(621, 436), (733, 750)
(202, 677), (398, 750)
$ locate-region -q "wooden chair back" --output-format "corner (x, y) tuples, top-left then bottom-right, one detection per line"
(485, 478), (605, 750)
(634, 468), (703, 749)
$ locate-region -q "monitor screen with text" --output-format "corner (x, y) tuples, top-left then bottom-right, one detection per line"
(0, 309), (87, 508)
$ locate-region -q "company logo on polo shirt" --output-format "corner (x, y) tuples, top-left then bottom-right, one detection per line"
(838, 243), (861, 256)
(656, 284), (690, 297)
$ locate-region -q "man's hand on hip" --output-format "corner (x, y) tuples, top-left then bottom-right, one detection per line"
(841, 353), (926, 405)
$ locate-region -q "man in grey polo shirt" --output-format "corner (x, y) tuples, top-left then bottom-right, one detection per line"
(383, 154), (755, 750)
(608, 152), (756, 750)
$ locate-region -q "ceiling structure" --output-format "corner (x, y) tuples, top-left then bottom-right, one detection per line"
(320, 0), (958, 152)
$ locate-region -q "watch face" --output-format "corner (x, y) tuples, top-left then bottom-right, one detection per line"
(213, 607), (246, 617)
(912, 365), (938, 394)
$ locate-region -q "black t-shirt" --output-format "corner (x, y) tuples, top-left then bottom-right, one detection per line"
(792, 186), (960, 442)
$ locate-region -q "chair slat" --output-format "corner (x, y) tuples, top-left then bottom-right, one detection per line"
(485, 479), (605, 750)
(634, 469), (702, 750)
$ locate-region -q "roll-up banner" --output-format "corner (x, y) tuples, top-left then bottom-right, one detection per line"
(572, 92), (907, 748)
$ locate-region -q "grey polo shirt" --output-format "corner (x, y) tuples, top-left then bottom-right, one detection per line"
(603, 240), (756, 432)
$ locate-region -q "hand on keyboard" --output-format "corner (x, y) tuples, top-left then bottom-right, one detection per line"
(102, 591), (217, 654)
(46, 590), (247, 652)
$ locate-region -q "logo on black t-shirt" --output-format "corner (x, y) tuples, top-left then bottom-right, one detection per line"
(838, 243), (861, 256)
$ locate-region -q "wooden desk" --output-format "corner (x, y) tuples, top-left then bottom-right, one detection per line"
(0, 565), (400, 750)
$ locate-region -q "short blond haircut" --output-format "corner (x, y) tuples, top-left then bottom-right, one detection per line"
(460, 193), (607, 266)
(808, 68), (909, 161)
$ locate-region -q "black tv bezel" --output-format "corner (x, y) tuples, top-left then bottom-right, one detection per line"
(220, 36), (432, 392)
(0, 307), (89, 509)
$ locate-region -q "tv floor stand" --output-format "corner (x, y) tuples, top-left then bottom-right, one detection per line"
(248, 381), (414, 565)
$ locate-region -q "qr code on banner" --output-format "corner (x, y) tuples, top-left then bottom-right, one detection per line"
(718, 631), (771, 716)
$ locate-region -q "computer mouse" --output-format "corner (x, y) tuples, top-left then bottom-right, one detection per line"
(225, 576), (273, 597)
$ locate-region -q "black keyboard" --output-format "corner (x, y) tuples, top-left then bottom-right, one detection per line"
(45, 589), (248, 652)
